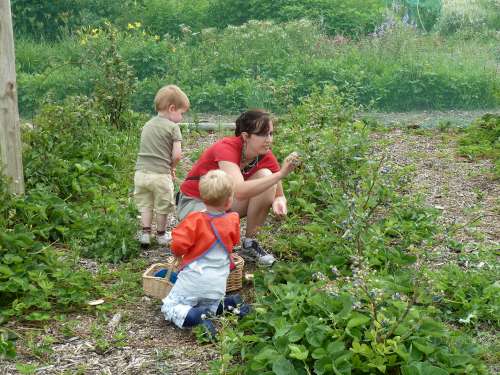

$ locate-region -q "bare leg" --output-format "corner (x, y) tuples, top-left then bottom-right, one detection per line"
(140, 209), (153, 228)
(232, 169), (276, 237)
(156, 213), (167, 232)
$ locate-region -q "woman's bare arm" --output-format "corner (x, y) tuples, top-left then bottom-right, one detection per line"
(275, 181), (285, 198)
(218, 161), (282, 200)
(219, 156), (296, 200)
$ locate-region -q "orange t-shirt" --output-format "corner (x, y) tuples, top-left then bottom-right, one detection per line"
(171, 211), (240, 269)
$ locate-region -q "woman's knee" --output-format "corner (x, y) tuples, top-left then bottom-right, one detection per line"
(251, 168), (273, 178)
(250, 169), (276, 197)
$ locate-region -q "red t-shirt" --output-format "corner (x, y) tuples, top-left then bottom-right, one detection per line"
(180, 136), (280, 198)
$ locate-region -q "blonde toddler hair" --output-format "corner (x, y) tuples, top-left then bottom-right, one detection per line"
(154, 84), (190, 112)
(199, 170), (234, 207)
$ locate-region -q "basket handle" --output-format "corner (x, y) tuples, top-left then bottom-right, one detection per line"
(166, 266), (173, 281)
(165, 257), (181, 281)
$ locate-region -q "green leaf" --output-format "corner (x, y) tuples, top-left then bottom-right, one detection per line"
(401, 362), (448, 375)
(336, 294), (353, 319)
(270, 317), (290, 338)
(0, 265), (14, 277)
(312, 347), (327, 360)
(413, 341), (435, 355)
(314, 357), (333, 375)
(347, 312), (370, 328)
(305, 326), (326, 347)
(288, 322), (306, 342)
(254, 346), (279, 363)
(74, 163), (85, 173)
(327, 341), (345, 355)
(37, 279), (54, 291)
(351, 341), (374, 358)
(418, 319), (446, 338)
(272, 357), (297, 375)
(3, 254), (23, 264)
(288, 344), (308, 361)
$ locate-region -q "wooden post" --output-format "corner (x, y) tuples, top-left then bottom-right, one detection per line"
(0, 0), (24, 194)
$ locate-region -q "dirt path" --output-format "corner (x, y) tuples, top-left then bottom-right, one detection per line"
(371, 128), (499, 246)
(1, 123), (499, 374)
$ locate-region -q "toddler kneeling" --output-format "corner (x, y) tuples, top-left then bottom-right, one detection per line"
(161, 170), (250, 337)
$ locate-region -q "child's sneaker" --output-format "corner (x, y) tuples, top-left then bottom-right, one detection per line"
(224, 294), (243, 309)
(156, 231), (172, 246)
(222, 295), (252, 318)
(138, 231), (151, 246)
(201, 319), (217, 340)
(235, 303), (252, 318)
(239, 239), (276, 266)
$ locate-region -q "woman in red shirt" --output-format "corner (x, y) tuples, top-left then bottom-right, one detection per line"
(177, 109), (299, 266)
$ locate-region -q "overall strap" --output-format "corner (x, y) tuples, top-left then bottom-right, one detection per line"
(208, 215), (235, 269)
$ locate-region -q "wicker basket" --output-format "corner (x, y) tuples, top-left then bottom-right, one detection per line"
(142, 254), (245, 299)
(227, 254), (245, 292)
(142, 258), (177, 299)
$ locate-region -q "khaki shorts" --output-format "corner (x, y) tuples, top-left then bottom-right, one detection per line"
(176, 192), (206, 221)
(134, 170), (175, 214)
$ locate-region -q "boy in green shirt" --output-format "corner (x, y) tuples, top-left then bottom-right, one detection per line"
(134, 85), (189, 246)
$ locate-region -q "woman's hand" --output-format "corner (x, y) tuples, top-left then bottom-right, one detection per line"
(272, 196), (287, 217)
(280, 152), (300, 178)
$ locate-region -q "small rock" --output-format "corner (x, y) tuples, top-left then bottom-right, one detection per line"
(108, 313), (122, 331)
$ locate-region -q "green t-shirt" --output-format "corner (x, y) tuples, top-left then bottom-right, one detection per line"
(135, 116), (182, 174)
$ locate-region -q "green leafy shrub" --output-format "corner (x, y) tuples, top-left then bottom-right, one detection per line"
(458, 114), (500, 178)
(84, 24), (138, 129)
(0, 180), (95, 324)
(124, 0), (386, 38)
(72, 199), (141, 263)
(131, 0), (211, 38)
(208, 0), (386, 36)
(11, 0), (137, 40)
(16, 19), (500, 115)
(225, 283), (486, 374)
(22, 97), (142, 262)
(17, 66), (95, 117)
(426, 264), (500, 326)
(23, 96), (122, 200)
(11, 0), (87, 39)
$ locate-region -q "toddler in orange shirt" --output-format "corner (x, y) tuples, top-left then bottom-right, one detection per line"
(161, 170), (250, 337)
